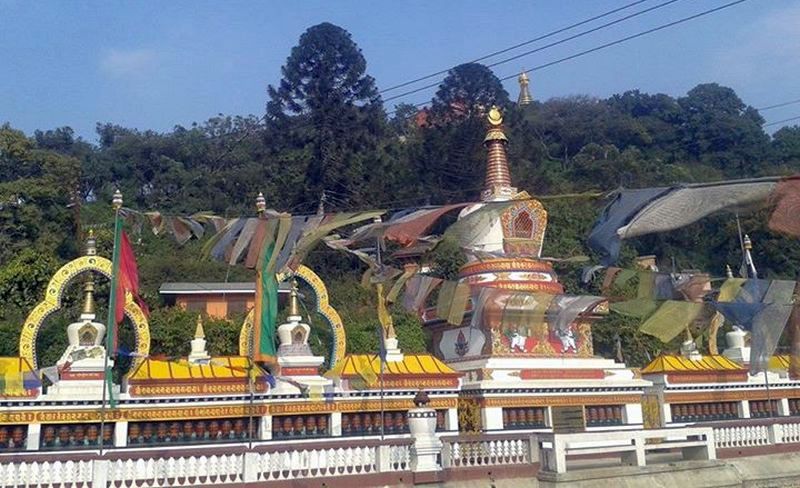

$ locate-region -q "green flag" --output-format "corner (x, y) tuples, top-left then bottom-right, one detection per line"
(103, 212), (123, 407)
(639, 300), (704, 343)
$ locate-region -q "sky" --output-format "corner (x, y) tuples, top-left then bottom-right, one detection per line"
(1, 0), (799, 141)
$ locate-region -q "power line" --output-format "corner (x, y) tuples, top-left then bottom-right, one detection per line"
(764, 115), (800, 128)
(384, 0), (685, 103)
(758, 99), (800, 112)
(498, 0), (748, 83)
(379, 0), (651, 94)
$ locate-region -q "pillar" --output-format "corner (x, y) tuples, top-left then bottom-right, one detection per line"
(445, 408), (458, 432)
(623, 403), (643, 425)
(482, 406), (504, 431)
(260, 415), (272, 440)
(778, 398), (791, 417)
(114, 421), (127, 447)
(663, 404), (673, 424)
(26, 424), (41, 451)
(739, 400), (751, 419)
(330, 412), (343, 436)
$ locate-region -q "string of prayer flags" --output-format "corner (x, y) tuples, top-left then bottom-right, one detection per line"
(551, 295), (604, 332)
(588, 178), (781, 264)
(639, 301), (705, 343)
(499, 293), (555, 333)
(386, 265), (419, 304)
(435, 281), (471, 325)
(750, 304), (794, 374)
(609, 298), (660, 319)
(402, 275), (443, 313)
(768, 177), (800, 237)
(718, 278), (746, 302)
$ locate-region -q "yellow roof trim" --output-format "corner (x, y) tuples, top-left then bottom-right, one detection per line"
(129, 356), (264, 381)
(642, 354), (745, 374)
(328, 353), (458, 378)
(0, 357), (35, 375)
(769, 355), (790, 370)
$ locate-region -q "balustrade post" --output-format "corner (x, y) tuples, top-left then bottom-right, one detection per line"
(769, 423), (783, 445)
(243, 452), (259, 482)
(92, 459), (109, 488)
(408, 391), (443, 474)
(376, 444), (391, 472)
(528, 435), (540, 465)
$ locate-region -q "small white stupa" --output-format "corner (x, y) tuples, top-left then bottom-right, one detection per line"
(274, 280), (331, 393)
(47, 231), (115, 400)
(188, 315), (211, 364)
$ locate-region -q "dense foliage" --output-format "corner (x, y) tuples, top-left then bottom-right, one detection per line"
(2, 23), (800, 367)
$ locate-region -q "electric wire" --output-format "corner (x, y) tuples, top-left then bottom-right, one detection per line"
(383, 0), (685, 103)
(764, 115), (800, 128)
(379, 0), (651, 94)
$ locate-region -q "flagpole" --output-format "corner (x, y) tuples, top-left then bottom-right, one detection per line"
(373, 217), (387, 441)
(100, 189), (124, 456)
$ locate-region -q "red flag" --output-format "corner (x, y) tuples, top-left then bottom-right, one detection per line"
(114, 232), (149, 326)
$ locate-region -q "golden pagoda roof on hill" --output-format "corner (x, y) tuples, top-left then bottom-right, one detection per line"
(641, 354), (744, 374)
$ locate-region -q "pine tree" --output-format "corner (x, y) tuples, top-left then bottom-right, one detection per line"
(267, 22), (384, 210)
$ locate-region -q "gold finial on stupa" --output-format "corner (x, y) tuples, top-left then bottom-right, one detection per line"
(517, 70), (533, 105)
(81, 275), (96, 315)
(726, 264), (734, 278)
(289, 280), (300, 317)
(481, 106), (515, 201)
(194, 314), (205, 339)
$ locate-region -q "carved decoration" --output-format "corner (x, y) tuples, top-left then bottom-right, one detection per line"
(19, 255), (150, 370)
(239, 264), (346, 369)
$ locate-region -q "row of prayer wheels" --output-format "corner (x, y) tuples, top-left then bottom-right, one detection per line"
(128, 418), (254, 445)
(788, 398), (800, 415)
(671, 402), (738, 422)
(749, 400), (780, 418)
(0, 425), (27, 451)
(585, 405), (624, 426)
(272, 414), (329, 438)
(41, 424), (113, 449)
(502, 408), (546, 429)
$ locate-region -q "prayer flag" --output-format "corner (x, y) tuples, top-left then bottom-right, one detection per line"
(639, 301), (704, 343)
(253, 231), (278, 363)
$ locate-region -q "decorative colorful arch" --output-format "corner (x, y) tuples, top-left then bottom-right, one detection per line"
(239, 264), (346, 369)
(19, 255), (151, 370)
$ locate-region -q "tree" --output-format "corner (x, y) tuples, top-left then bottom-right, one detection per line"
(266, 22), (385, 210)
(677, 83), (769, 176)
(429, 63), (509, 123)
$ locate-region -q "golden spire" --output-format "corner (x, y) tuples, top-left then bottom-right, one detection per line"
(481, 106), (516, 202)
(81, 275), (96, 315)
(725, 264), (734, 278)
(289, 280), (300, 317)
(194, 314), (205, 339)
(517, 70), (533, 105)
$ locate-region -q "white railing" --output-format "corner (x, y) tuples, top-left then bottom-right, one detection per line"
(0, 459), (94, 488)
(711, 419), (800, 449)
(441, 435), (532, 468)
(713, 424), (771, 449)
(107, 453), (244, 487)
(0, 439), (412, 487)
